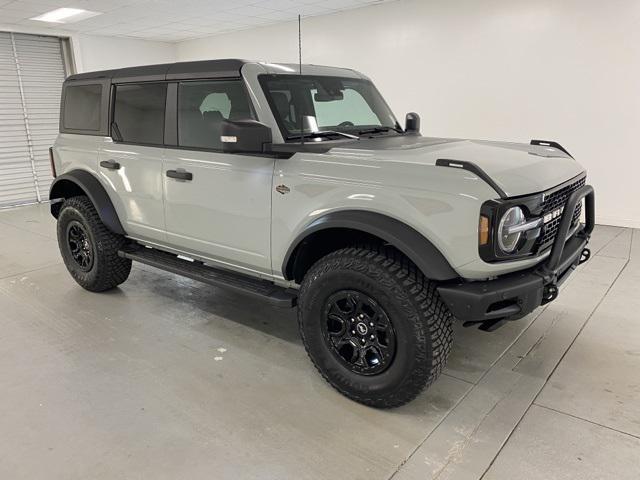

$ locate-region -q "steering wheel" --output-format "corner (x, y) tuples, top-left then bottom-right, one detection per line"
(338, 121), (354, 127)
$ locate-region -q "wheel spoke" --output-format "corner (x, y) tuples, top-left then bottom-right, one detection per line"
(326, 313), (346, 337)
(346, 292), (362, 314)
(327, 302), (345, 318)
(352, 295), (365, 316)
(375, 326), (393, 349)
(346, 292), (357, 307)
(67, 221), (94, 272)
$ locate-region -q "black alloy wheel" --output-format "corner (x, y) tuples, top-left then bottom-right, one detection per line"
(67, 220), (94, 271)
(322, 290), (396, 375)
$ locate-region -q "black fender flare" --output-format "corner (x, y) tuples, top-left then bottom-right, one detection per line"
(49, 169), (126, 235)
(282, 210), (459, 282)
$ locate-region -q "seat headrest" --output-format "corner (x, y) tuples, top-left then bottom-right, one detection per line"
(271, 92), (291, 119)
(202, 110), (224, 123)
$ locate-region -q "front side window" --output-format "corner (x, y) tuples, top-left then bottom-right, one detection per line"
(178, 80), (255, 150)
(260, 74), (400, 140)
(63, 84), (102, 131)
(112, 83), (166, 145)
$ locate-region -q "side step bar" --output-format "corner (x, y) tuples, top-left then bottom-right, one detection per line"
(118, 245), (297, 308)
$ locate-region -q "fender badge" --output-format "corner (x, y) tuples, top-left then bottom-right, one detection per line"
(275, 184), (290, 195)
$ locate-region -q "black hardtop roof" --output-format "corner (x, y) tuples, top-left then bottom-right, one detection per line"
(65, 58), (249, 84)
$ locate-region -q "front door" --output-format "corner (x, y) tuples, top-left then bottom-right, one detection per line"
(163, 79), (274, 275)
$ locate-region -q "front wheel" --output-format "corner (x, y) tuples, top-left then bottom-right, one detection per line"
(57, 196), (131, 292)
(298, 247), (453, 408)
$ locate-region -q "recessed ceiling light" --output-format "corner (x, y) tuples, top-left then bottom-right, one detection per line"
(30, 8), (101, 24)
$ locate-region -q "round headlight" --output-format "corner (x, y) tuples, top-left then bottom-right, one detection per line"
(498, 206), (525, 253)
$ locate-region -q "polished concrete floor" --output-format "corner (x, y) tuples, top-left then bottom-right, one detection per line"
(0, 203), (638, 480)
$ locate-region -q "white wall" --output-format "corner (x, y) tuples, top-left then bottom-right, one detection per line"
(0, 24), (177, 73)
(177, 0), (640, 228)
(74, 34), (176, 72)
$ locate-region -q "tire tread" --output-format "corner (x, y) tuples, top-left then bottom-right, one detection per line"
(298, 245), (453, 408)
(57, 196), (131, 292)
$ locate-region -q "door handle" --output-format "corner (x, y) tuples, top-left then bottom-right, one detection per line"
(166, 169), (193, 181)
(100, 159), (121, 170)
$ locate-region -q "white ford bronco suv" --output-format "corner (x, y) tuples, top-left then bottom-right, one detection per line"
(49, 59), (594, 407)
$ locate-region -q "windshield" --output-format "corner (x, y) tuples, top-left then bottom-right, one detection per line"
(259, 74), (401, 140)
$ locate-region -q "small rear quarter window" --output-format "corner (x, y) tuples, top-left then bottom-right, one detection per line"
(63, 84), (102, 131)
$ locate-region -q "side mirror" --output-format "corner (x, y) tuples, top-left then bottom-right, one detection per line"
(220, 120), (272, 154)
(405, 112), (421, 134)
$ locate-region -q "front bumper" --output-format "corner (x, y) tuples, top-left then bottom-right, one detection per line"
(438, 184), (595, 331)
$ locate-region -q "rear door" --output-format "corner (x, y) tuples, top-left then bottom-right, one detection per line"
(99, 82), (166, 243)
(162, 79), (274, 275)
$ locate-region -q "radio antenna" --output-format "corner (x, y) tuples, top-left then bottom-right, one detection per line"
(298, 14), (302, 74)
(298, 14), (304, 145)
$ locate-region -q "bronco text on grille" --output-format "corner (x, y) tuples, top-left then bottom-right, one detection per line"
(538, 175), (587, 250)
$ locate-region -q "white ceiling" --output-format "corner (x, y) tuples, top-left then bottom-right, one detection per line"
(0, 0), (393, 42)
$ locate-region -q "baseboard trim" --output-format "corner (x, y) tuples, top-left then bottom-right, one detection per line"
(596, 216), (640, 229)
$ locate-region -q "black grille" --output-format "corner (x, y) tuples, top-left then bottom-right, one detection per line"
(538, 176), (586, 249)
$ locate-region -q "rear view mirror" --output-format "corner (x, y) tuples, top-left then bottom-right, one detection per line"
(314, 77), (345, 102)
(314, 91), (343, 102)
(220, 120), (272, 154)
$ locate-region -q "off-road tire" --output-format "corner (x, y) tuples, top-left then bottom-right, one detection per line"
(298, 246), (453, 408)
(57, 196), (131, 292)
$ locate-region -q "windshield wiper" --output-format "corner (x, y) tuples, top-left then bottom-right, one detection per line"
(357, 126), (402, 135)
(287, 130), (359, 141)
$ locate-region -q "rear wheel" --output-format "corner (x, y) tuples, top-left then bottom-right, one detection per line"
(298, 246), (453, 408)
(57, 196), (131, 292)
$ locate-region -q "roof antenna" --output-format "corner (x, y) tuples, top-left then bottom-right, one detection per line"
(298, 14), (304, 145)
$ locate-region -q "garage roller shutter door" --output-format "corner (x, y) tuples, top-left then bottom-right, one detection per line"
(0, 32), (35, 206)
(0, 32), (66, 207)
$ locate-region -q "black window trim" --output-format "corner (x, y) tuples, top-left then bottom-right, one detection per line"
(164, 82), (178, 147)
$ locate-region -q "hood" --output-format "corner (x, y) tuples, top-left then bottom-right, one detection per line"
(329, 136), (585, 198)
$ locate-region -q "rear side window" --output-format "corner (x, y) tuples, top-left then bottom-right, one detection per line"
(112, 83), (167, 145)
(63, 84), (102, 131)
(177, 80), (255, 150)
